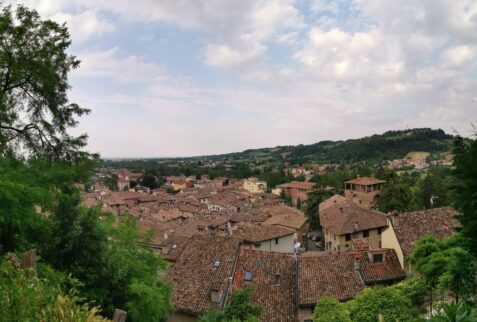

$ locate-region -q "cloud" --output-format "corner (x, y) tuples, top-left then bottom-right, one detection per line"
(74, 48), (166, 82)
(51, 10), (114, 42)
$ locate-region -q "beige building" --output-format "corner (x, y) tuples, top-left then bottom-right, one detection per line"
(381, 207), (459, 274)
(243, 177), (267, 193)
(320, 198), (387, 253)
(344, 177), (385, 209)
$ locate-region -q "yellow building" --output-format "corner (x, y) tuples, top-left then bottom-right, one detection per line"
(242, 177), (267, 193)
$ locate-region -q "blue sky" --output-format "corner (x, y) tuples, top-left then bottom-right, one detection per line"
(8, 0), (477, 157)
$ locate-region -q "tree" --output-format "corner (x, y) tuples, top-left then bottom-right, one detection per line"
(453, 135), (477, 256)
(313, 297), (351, 322)
(305, 187), (333, 230)
(199, 288), (262, 322)
(378, 177), (415, 212)
(430, 302), (477, 322)
(345, 287), (420, 322)
(410, 235), (477, 303)
(0, 5), (93, 161)
(0, 255), (111, 322)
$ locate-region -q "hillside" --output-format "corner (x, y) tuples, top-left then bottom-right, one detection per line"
(184, 128), (454, 164)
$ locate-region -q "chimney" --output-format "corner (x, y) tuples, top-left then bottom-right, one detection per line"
(210, 283), (225, 304)
(354, 257), (360, 271)
(163, 232), (169, 240)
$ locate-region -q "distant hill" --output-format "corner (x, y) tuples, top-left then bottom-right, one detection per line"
(185, 128), (454, 164)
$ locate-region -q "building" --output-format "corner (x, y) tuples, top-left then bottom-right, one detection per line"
(243, 178), (268, 194)
(344, 177), (385, 209)
(232, 223), (296, 253)
(381, 207), (459, 274)
(261, 205), (309, 244)
(167, 235), (241, 322)
(320, 198), (387, 253)
(297, 249), (405, 322)
(278, 181), (315, 205)
(232, 249), (298, 322)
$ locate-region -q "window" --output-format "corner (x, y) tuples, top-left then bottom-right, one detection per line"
(345, 233), (352, 241)
(363, 230), (369, 238)
(275, 273), (281, 285)
(244, 271), (253, 281)
(275, 238), (279, 245)
(373, 254), (384, 263)
(377, 227), (382, 235)
(213, 260), (220, 267)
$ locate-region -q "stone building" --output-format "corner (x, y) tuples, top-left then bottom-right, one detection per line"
(344, 177), (385, 209)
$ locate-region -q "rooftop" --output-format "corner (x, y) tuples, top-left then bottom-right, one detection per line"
(232, 249), (297, 322)
(320, 199), (387, 235)
(344, 177), (386, 185)
(167, 235), (241, 315)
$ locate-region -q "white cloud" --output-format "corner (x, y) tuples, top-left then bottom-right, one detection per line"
(51, 10), (114, 42)
(74, 48), (166, 82)
(441, 45), (475, 68)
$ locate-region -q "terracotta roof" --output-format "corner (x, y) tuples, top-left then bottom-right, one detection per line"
(262, 213), (307, 230)
(357, 249), (406, 284)
(298, 253), (363, 305)
(167, 235), (241, 315)
(160, 235), (190, 262)
(232, 223), (295, 243)
(344, 177), (386, 185)
(320, 199), (387, 235)
(278, 181), (315, 190)
(232, 249), (297, 322)
(319, 194), (346, 212)
(392, 207), (459, 258)
(351, 239), (370, 251)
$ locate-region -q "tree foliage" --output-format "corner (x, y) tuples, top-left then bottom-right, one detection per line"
(199, 288), (262, 322)
(453, 136), (477, 256)
(0, 5), (93, 161)
(313, 297), (351, 322)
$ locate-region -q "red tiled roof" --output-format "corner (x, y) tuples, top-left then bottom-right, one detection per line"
(319, 194), (346, 212)
(167, 235), (241, 315)
(351, 239), (370, 251)
(298, 253), (363, 305)
(392, 207), (459, 258)
(320, 199), (387, 235)
(357, 249), (405, 284)
(278, 181), (315, 190)
(232, 223), (295, 243)
(344, 177), (386, 185)
(232, 249), (297, 322)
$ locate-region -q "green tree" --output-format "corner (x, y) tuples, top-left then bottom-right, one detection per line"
(452, 136), (477, 256)
(199, 288), (262, 322)
(305, 187), (333, 230)
(378, 177), (415, 212)
(410, 235), (477, 303)
(314, 297), (351, 322)
(0, 255), (111, 322)
(0, 5), (93, 161)
(345, 287), (421, 322)
(430, 302), (477, 322)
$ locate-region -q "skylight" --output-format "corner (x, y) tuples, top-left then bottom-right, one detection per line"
(213, 260), (220, 267)
(244, 271), (253, 281)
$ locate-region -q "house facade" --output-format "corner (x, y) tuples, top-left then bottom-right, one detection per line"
(344, 177), (385, 209)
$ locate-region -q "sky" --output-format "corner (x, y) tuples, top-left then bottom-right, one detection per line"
(7, 0), (477, 157)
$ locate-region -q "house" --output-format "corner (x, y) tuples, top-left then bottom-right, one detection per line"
(232, 249), (298, 322)
(277, 181), (315, 205)
(232, 223), (296, 253)
(381, 207), (459, 274)
(260, 205), (309, 244)
(297, 249), (405, 322)
(243, 177), (268, 194)
(167, 235), (241, 322)
(320, 198), (387, 253)
(158, 235), (190, 262)
(344, 177), (385, 209)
